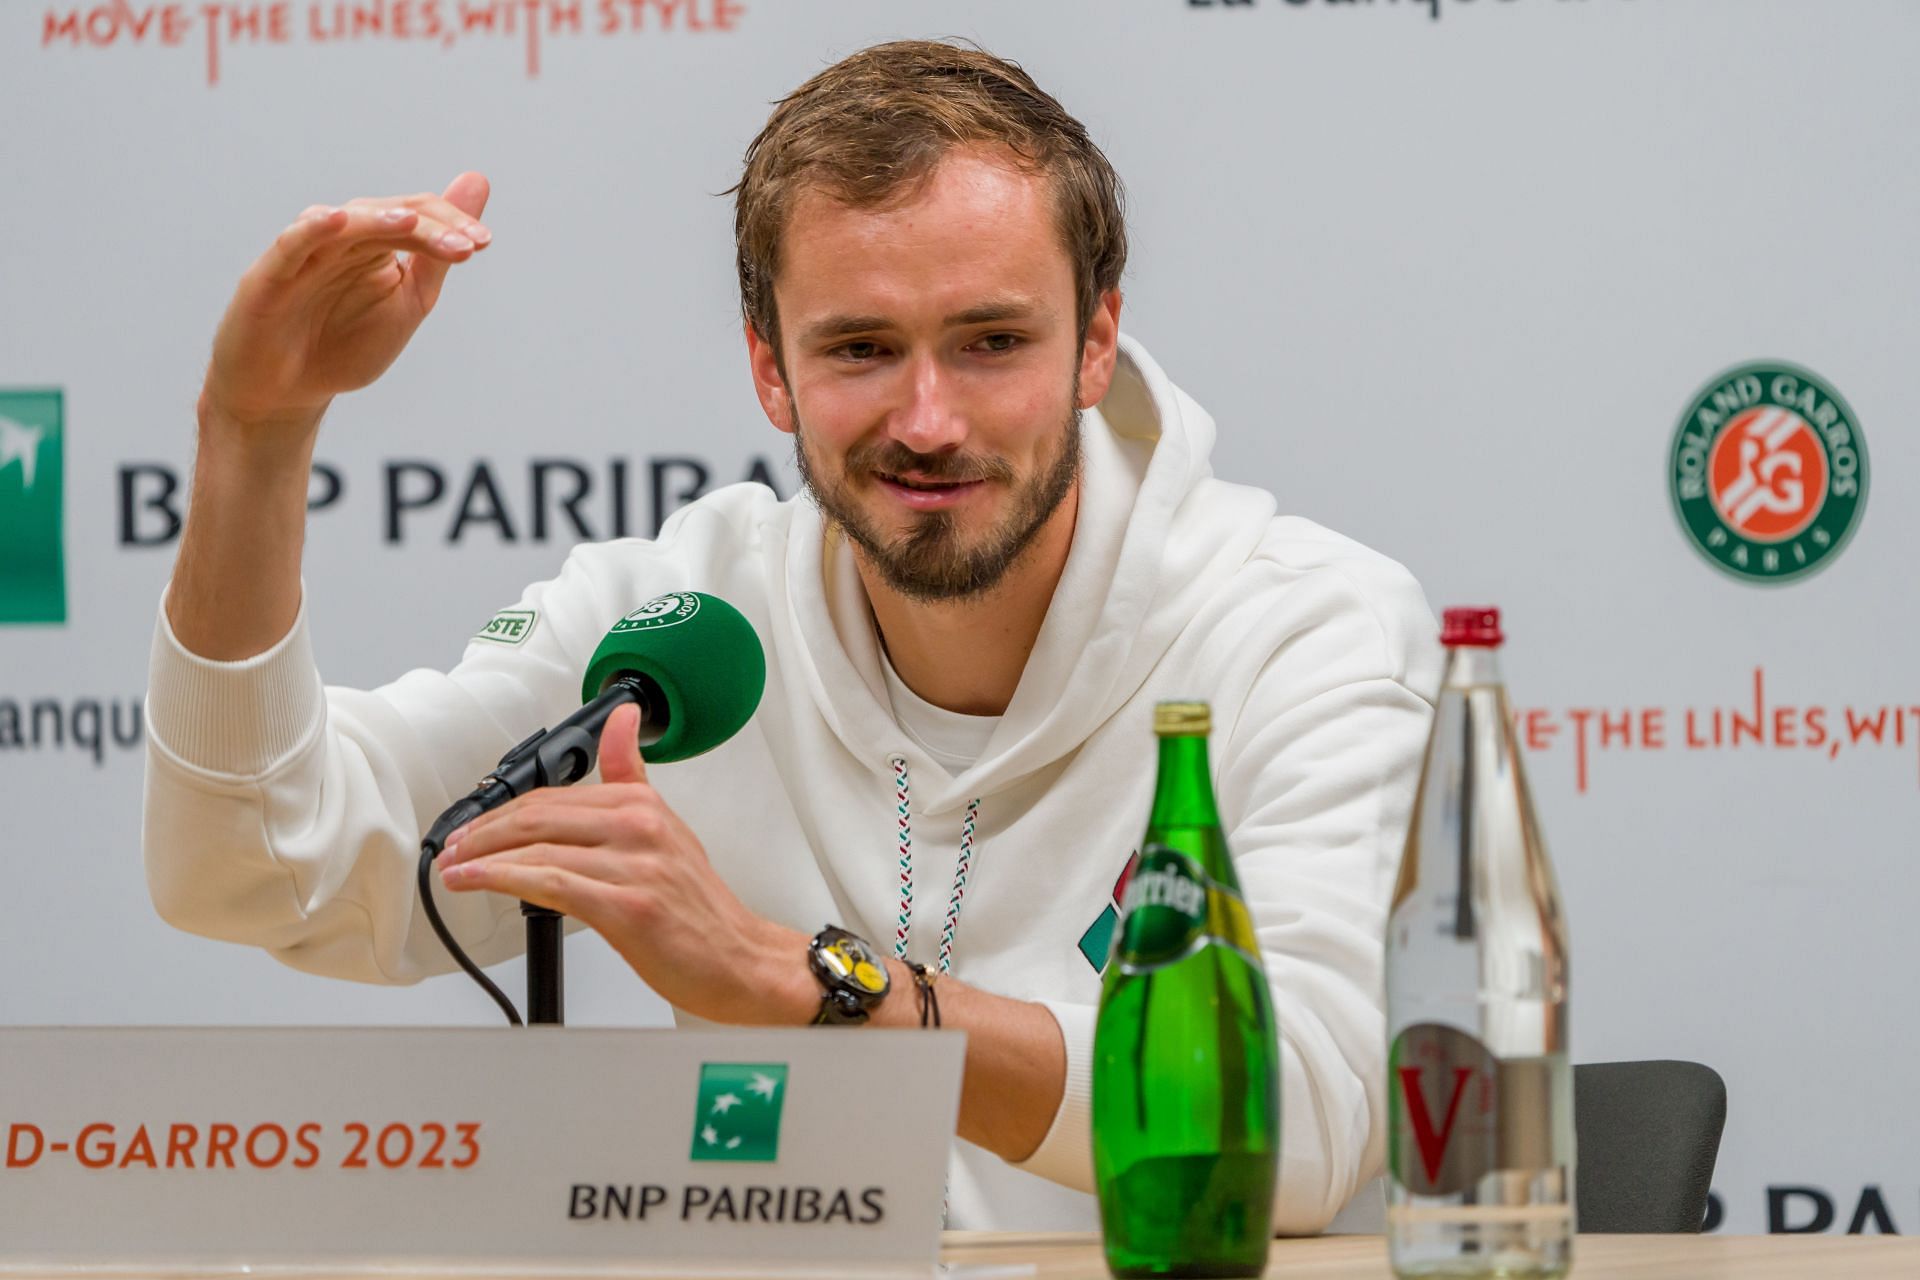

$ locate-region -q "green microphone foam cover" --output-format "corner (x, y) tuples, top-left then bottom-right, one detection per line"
(579, 592), (766, 764)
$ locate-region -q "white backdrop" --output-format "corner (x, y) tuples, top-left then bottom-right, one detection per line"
(4, 0), (1917, 1235)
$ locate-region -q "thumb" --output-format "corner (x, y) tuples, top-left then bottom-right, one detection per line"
(442, 170), (491, 220)
(599, 702), (649, 786)
(407, 171), (491, 314)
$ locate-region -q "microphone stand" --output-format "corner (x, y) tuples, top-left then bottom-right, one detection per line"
(503, 720), (604, 1028)
(524, 902), (565, 1025)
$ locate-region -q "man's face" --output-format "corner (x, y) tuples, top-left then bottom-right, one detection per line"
(747, 148), (1117, 602)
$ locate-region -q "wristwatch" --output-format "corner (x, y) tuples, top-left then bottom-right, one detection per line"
(808, 926), (890, 1025)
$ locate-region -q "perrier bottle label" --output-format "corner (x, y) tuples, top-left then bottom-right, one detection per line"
(1113, 843), (1260, 974)
(1093, 701), (1280, 1280)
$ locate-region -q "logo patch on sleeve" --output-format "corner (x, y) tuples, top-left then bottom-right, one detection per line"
(474, 608), (538, 646)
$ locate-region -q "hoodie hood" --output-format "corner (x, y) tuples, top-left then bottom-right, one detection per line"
(773, 334), (1277, 813)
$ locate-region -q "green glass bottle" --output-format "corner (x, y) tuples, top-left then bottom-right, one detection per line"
(1093, 701), (1281, 1279)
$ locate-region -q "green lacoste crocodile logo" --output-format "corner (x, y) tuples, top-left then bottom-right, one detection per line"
(474, 608), (537, 646)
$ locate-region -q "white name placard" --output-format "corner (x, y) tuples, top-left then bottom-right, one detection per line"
(0, 1027), (965, 1277)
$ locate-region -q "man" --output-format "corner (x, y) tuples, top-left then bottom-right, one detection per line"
(144, 40), (1441, 1232)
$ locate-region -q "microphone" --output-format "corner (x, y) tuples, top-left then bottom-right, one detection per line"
(421, 591), (767, 855)
(416, 591), (766, 1027)
(577, 590), (767, 765)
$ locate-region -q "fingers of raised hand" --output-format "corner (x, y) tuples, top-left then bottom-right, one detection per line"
(259, 206), (348, 281)
(350, 193), (491, 251)
(262, 199), (489, 283)
(335, 198), (486, 260)
(402, 192), (491, 247)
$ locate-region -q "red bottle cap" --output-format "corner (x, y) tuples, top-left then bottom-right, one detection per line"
(1441, 607), (1504, 648)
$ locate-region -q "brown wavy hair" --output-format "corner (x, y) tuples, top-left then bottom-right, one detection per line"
(731, 39), (1128, 361)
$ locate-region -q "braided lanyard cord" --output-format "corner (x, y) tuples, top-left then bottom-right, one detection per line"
(893, 755), (915, 958)
(888, 755), (981, 977)
(937, 800), (980, 974)
(888, 754), (978, 1228)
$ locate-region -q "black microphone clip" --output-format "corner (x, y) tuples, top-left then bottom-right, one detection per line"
(419, 673), (667, 855)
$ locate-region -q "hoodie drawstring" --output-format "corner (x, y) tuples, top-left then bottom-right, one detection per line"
(889, 754), (980, 976)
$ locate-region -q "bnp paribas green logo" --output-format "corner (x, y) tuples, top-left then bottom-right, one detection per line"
(0, 390), (65, 624)
(690, 1063), (787, 1163)
(1669, 362), (1867, 584)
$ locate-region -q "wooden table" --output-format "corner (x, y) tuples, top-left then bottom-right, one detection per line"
(941, 1232), (1920, 1278)
(3, 1237), (1911, 1277)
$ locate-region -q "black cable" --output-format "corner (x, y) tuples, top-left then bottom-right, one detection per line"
(418, 841), (522, 1026)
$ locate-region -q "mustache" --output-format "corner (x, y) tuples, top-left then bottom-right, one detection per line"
(845, 440), (1016, 485)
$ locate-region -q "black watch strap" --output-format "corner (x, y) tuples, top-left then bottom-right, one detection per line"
(811, 988), (870, 1026)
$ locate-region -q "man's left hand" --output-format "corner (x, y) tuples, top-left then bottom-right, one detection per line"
(436, 704), (813, 1025)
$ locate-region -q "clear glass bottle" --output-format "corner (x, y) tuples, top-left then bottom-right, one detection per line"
(1386, 608), (1573, 1278)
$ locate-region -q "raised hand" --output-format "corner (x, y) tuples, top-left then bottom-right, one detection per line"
(202, 171), (492, 433)
(166, 172), (493, 660)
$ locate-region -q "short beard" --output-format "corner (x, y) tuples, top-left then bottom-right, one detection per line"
(793, 400), (1083, 604)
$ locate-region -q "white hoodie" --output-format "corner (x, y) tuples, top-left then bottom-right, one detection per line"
(144, 335), (1441, 1233)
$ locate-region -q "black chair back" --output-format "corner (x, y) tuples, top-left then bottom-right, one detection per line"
(1575, 1059), (1726, 1232)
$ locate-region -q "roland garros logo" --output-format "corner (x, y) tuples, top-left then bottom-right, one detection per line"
(612, 593), (700, 632)
(1669, 362), (1868, 583)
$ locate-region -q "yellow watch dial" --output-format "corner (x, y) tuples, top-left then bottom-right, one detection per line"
(820, 939), (859, 979)
(812, 929), (889, 1018)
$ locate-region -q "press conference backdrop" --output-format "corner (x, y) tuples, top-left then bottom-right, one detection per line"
(2, 0), (1914, 1237)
